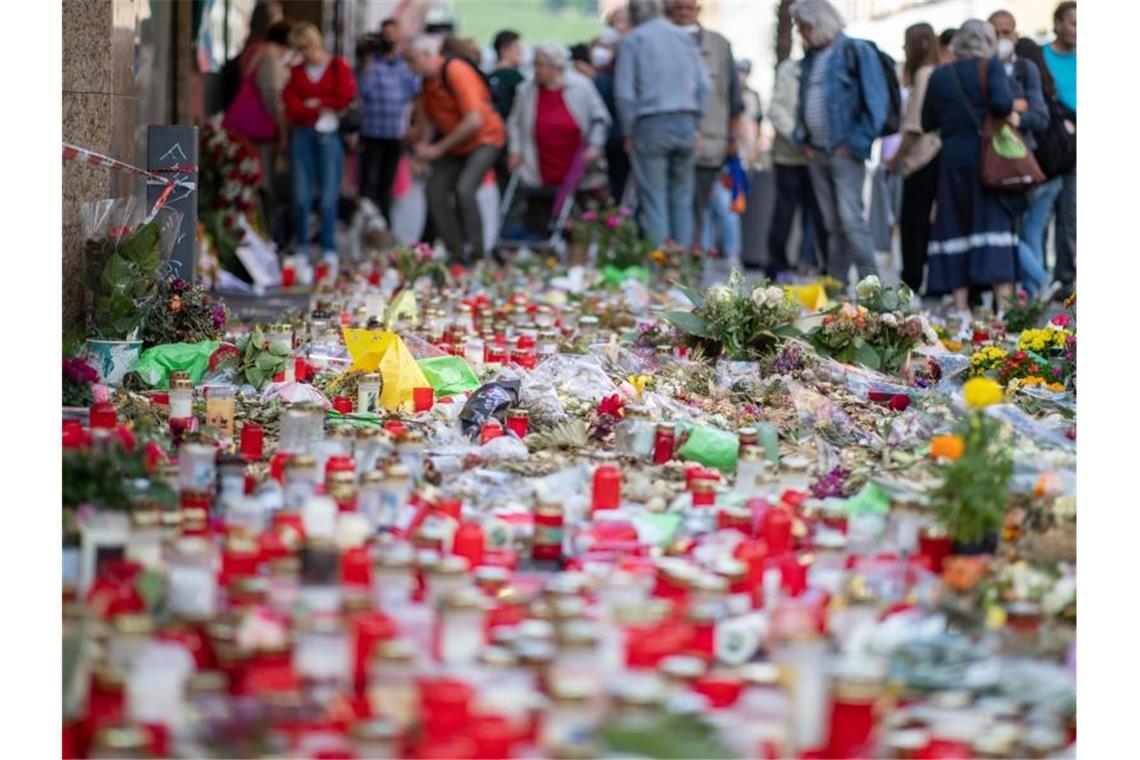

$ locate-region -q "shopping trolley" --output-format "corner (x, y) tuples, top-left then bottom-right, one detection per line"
(494, 144), (591, 261)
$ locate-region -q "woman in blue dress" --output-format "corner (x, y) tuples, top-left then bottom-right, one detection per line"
(922, 19), (1018, 330)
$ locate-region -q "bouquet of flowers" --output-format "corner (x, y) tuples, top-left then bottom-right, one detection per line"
(1001, 288), (1047, 333)
(969, 322), (1075, 391)
(665, 270), (800, 360)
(139, 275), (229, 348)
(809, 276), (936, 374)
(63, 356), (99, 407)
(389, 242), (448, 289)
(199, 123), (263, 282)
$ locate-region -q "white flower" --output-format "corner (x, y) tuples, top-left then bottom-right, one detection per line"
(855, 275), (882, 301)
(881, 313), (899, 329)
(766, 286), (784, 303)
(1042, 575), (1076, 615)
(750, 287), (770, 309)
(728, 269), (745, 290)
(709, 285), (732, 305)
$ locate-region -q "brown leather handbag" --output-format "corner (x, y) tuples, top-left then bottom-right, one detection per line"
(948, 58), (1045, 193)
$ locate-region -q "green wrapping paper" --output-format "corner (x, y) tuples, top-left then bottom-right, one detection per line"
(601, 265), (650, 286)
(416, 356), (481, 398)
(128, 341), (222, 388)
(676, 423), (740, 473)
(843, 481), (892, 515)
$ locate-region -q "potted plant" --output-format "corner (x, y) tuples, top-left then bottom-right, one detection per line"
(929, 377), (1013, 554)
(82, 200), (180, 384)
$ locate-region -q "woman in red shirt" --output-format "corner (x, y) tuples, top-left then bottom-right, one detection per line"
(282, 22), (357, 263)
(506, 43), (611, 193)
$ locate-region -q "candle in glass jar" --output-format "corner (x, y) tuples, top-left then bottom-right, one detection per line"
(169, 372), (194, 420)
(653, 423), (676, 464)
(178, 442), (217, 494)
(284, 455), (319, 511)
(358, 373), (382, 415)
(165, 537), (218, 618)
(436, 588), (485, 665)
(533, 500), (564, 561)
(506, 409), (529, 438)
(240, 421), (264, 461)
(592, 465), (621, 512)
(464, 338), (485, 374)
(770, 630), (829, 753)
(205, 386), (235, 439)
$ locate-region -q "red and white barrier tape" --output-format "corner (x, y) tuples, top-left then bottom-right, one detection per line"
(62, 142), (197, 215)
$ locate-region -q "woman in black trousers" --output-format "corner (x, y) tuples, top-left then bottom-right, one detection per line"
(887, 23), (943, 293)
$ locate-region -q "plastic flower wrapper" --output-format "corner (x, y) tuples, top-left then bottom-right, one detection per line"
(523, 354), (618, 403)
(261, 381), (330, 408)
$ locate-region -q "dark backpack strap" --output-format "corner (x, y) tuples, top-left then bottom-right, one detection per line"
(947, 61), (983, 135)
(977, 56), (989, 102)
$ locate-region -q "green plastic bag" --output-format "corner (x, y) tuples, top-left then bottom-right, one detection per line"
(842, 481), (892, 516)
(676, 423), (740, 473)
(991, 124), (1029, 159)
(601, 265), (650, 286)
(128, 341), (222, 388)
(417, 355), (481, 398)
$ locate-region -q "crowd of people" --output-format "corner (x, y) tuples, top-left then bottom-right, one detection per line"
(218, 0), (1077, 332)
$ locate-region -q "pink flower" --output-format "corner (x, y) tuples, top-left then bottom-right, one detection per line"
(92, 384), (111, 403)
(605, 216), (621, 230)
(1051, 314), (1071, 328)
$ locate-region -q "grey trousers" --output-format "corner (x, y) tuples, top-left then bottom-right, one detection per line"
(426, 144), (501, 262)
(693, 165), (721, 251)
(806, 151), (879, 285)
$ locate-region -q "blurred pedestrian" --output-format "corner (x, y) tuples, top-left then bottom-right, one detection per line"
(767, 56), (827, 279)
(736, 59), (763, 168)
(1042, 1), (1076, 299)
(606, 5), (631, 36)
(589, 28), (630, 202)
(405, 35), (506, 263)
(664, 0), (744, 257)
(989, 10), (1055, 299)
(221, 1), (284, 112)
(615, 0), (709, 247)
(1016, 36), (1071, 293)
(938, 28), (957, 63)
(283, 22), (358, 263)
(488, 30), (525, 122)
(887, 22), (942, 293)
(507, 43), (610, 191)
(359, 18), (420, 228)
(791, 0), (887, 286)
(922, 19), (1017, 327)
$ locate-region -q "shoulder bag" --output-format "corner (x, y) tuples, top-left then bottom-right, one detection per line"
(947, 58), (1044, 193)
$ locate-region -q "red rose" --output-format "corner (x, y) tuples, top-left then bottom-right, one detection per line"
(889, 394), (910, 411)
(597, 394), (625, 419)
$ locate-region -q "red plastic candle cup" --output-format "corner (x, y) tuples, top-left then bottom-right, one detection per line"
(294, 357), (309, 383)
(63, 419), (86, 450)
(368, 269), (381, 287)
(762, 508), (794, 556)
(452, 522), (486, 568)
(438, 499), (462, 521)
(779, 555), (809, 597)
(413, 387), (434, 412)
(505, 410), (529, 439)
(383, 420), (407, 439)
(281, 266), (296, 288)
(341, 546), (373, 587)
(314, 262), (329, 284)
(693, 675), (745, 709)
(471, 714), (517, 759)
(592, 465), (622, 512)
(419, 677), (473, 735)
(353, 611), (396, 693)
(90, 402), (118, 430)
(825, 688), (878, 758)
(240, 422), (265, 461)
(333, 396), (353, 415)
(918, 528), (952, 573)
(270, 451), (290, 483)
(685, 465), (705, 490)
(325, 455), (356, 478)
(481, 420), (504, 445)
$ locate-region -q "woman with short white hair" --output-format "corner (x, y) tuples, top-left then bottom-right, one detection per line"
(921, 18), (1017, 329)
(506, 43), (611, 192)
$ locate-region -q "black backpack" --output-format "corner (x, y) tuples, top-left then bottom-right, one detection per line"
(1034, 96), (1076, 179)
(845, 39), (902, 137)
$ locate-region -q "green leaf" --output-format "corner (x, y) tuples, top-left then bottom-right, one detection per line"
(677, 283), (707, 308)
(664, 310), (716, 339)
(256, 352), (284, 371)
(119, 223), (162, 271)
(853, 342), (881, 370)
(772, 324), (802, 338)
(137, 569), (165, 609)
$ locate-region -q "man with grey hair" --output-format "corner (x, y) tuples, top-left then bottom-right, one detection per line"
(791, 0), (888, 287)
(664, 0), (745, 255)
(616, 0), (709, 247)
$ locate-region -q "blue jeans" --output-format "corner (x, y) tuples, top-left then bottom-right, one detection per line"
(1016, 177), (1062, 296)
(630, 113), (697, 247)
(292, 127), (344, 253)
(700, 180), (742, 260)
(806, 151), (878, 285)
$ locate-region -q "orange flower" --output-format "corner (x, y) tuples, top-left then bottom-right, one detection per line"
(169, 296), (183, 313)
(943, 556), (989, 591)
(930, 434), (964, 461)
(649, 249), (668, 265)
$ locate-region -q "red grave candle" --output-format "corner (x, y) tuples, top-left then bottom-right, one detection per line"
(592, 465), (622, 512)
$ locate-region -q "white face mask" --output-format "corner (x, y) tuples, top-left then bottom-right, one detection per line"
(996, 38), (1015, 61)
(679, 24), (700, 34)
(590, 46), (614, 69)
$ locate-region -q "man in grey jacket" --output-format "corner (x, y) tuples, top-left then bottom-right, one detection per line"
(664, 0), (744, 252)
(615, 0), (709, 247)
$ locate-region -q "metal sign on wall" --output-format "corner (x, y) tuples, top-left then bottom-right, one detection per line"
(146, 125), (199, 280)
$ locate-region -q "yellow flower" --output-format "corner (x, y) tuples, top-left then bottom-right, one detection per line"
(985, 604), (1008, 629)
(963, 377), (1003, 409)
(627, 374), (650, 395)
(942, 339), (963, 352)
(649, 249), (669, 265)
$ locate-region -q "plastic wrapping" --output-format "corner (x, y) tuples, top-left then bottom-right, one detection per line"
(417, 356), (481, 398)
(82, 198), (183, 340)
(127, 341), (222, 388)
(262, 382), (331, 408)
(985, 403), (1075, 452)
(459, 381), (521, 440)
(523, 354), (618, 403)
(714, 360), (762, 395)
(675, 423), (740, 473)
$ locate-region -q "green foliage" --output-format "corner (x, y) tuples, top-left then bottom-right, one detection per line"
(235, 326), (291, 389)
(62, 443), (175, 513)
(84, 220), (167, 339)
(932, 412), (1013, 545)
(1002, 290), (1048, 334)
(600, 712), (736, 759)
(666, 271), (801, 360)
